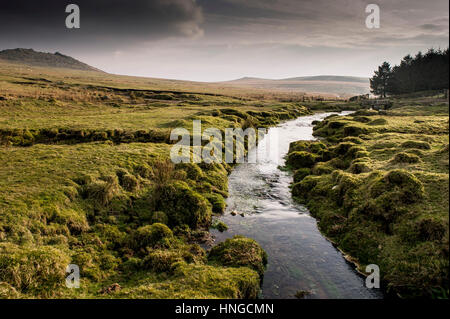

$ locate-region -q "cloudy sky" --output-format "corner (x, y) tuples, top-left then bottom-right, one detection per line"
(0, 0), (448, 81)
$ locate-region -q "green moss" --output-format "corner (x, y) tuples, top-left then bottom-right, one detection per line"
(398, 217), (447, 243)
(415, 218), (448, 242)
(121, 173), (140, 192)
(368, 118), (387, 126)
(62, 186), (79, 201)
(176, 163), (204, 181)
(128, 223), (174, 252)
(352, 116), (371, 123)
(211, 220), (228, 232)
(135, 163), (152, 179)
(327, 120), (346, 129)
(343, 125), (369, 137)
(84, 175), (120, 206)
(372, 169), (425, 201)
(333, 142), (356, 156)
(312, 162), (334, 175)
(203, 193), (226, 214)
(333, 171), (362, 209)
(208, 236), (267, 276)
(362, 170), (425, 225)
(401, 140), (431, 150)
(287, 151), (319, 169)
(293, 168), (311, 183)
(152, 181), (212, 228)
(49, 206), (89, 235)
(346, 146), (367, 159)
(348, 161), (371, 174)
(352, 109), (379, 116)
(203, 170), (228, 194)
(327, 157), (348, 169)
(0, 282), (21, 299)
(354, 150), (370, 158)
(116, 167), (128, 180)
(0, 243), (70, 294)
(219, 108), (248, 119)
(151, 211), (169, 225)
(289, 140), (327, 154)
(342, 136), (363, 144)
(339, 227), (381, 265)
(115, 262), (260, 299)
(93, 224), (126, 249)
(391, 152), (421, 164)
(292, 175), (320, 200)
(143, 249), (183, 273)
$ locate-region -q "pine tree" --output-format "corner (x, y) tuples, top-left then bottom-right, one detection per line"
(370, 62), (391, 98)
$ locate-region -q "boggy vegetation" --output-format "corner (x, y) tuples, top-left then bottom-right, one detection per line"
(287, 101), (449, 298)
(0, 62), (314, 298)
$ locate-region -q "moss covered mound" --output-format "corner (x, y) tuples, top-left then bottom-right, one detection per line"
(0, 243), (70, 295)
(211, 220), (228, 232)
(114, 262), (261, 299)
(370, 169), (425, 201)
(391, 152), (421, 164)
(293, 168), (311, 183)
(287, 151), (319, 169)
(128, 223), (174, 252)
(289, 140), (328, 154)
(203, 193), (226, 214)
(349, 161), (371, 174)
(208, 236), (268, 276)
(152, 181), (212, 228)
(142, 249), (183, 273)
(401, 140), (431, 150)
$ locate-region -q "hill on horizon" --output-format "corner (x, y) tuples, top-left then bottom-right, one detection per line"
(223, 75), (370, 97)
(233, 75), (368, 83)
(0, 48), (102, 72)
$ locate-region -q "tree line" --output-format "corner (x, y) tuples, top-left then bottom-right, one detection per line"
(370, 48), (449, 97)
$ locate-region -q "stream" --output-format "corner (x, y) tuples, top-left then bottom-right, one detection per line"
(211, 112), (383, 299)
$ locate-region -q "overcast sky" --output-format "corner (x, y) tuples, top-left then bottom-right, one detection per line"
(0, 0), (448, 81)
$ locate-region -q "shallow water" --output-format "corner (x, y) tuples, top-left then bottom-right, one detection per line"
(211, 112), (383, 299)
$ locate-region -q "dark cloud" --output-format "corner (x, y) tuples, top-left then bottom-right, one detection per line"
(198, 0), (316, 21)
(0, 0), (203, 48)
(419, 23), (446, 31)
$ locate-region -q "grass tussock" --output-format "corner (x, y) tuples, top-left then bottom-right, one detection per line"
(208, 236), (268, 276)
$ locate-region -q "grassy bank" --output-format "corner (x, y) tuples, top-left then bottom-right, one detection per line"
(286, 98), (449, 298)
(0, 62), (311, 298)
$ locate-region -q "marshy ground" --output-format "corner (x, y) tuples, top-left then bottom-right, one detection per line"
(0, 60), (447, 299)
(0, 61), (319, 298)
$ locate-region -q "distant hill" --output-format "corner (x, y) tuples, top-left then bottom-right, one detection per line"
(283, 75), (368, 83)
(0, 48), (102, 72)
(223, 75), (370, 97)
